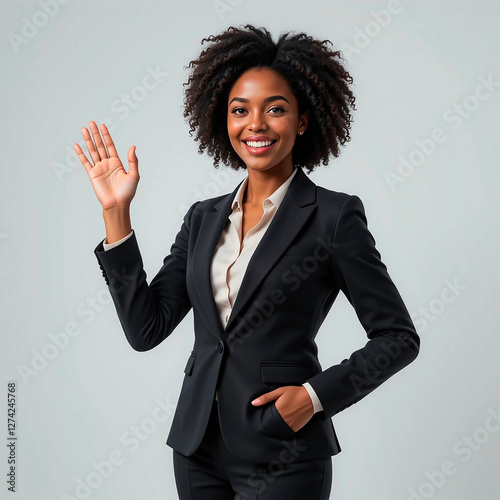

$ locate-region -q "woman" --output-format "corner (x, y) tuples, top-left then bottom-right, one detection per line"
(74, 24), (420, 500)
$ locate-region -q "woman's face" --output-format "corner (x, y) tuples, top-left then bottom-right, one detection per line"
(227, 67), (308, 175)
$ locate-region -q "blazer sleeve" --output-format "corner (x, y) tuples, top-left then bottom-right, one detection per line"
(306, 194), (420, 421)
(93, 201), (199, 351)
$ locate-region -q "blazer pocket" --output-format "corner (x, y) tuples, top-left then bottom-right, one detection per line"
(283, 244), (318, 256)
(271, 402), (297, 436)
(261, 362), (318, 385)
(184, 352), (196, 376)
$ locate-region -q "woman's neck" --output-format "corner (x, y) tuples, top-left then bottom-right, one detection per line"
(243, 165), (295, 207)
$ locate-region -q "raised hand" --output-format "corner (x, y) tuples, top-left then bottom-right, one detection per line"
(74, 121), (139, 211)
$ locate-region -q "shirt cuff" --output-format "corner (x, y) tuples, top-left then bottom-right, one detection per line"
(103, 230), (134, 251)
(302, 382), (324, 414)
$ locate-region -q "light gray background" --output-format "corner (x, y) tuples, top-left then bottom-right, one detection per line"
(1, 1), (499, 499)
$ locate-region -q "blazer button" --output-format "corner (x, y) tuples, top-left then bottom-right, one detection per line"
(217, 341), (224, 354)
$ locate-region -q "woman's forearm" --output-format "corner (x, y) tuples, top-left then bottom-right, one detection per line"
(102, 205), (132, 244)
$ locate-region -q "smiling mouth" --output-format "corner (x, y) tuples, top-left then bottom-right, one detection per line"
(243, 140), (277, 148)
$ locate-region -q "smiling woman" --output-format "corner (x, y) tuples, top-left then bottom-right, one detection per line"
(75, 23), (419, 500)
(183, 24), (356, 173)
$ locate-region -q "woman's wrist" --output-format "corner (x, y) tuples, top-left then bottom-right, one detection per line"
(102, 205), (132, 244)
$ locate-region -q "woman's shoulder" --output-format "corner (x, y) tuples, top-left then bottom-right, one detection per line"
(315, 184), (363, 209)
(192, 192), (231, 211)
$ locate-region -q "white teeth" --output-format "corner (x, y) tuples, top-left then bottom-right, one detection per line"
(245, 140), (274, 148)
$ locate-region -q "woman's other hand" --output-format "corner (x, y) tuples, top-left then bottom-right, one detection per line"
(251, 386), (315, 432)
(74, 121), (139, 211)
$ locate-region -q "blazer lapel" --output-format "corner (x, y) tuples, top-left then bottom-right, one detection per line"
(192, 166), (317, 338)
(224, 167), (317, 332)
(191, 178), (242, 337)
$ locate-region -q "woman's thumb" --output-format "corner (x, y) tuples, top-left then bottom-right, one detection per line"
(127, 145), (139, 176)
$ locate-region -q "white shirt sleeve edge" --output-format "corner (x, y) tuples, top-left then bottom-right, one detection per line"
(103, 230), (134, 251)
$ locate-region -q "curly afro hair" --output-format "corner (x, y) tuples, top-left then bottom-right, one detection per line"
(182, 24), (356, 173)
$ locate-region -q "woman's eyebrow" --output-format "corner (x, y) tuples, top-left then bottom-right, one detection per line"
(228, 95), (289, 105)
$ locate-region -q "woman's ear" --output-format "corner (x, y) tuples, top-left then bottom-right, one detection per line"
(299, 110), (309, 133)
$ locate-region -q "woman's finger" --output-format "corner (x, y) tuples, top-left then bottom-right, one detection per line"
(89, 121), (108, 160)
(73, 143), (94, 174)
(81, 125), (101, 165)
(127, 145), (139, 177)
(251, 387), (283, 405)
(100, 123), (119, 158)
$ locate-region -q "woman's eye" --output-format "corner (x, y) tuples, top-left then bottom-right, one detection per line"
(231, 106), (285, 115)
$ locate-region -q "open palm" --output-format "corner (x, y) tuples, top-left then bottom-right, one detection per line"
(74, 121), (139, 211)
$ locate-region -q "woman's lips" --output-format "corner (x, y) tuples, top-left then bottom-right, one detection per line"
(243, 141), (277, 154)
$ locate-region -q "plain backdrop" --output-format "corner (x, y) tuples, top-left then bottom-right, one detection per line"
(1, 1), (499, 499)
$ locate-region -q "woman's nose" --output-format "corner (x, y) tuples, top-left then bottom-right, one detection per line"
(248, 112), (267, 131)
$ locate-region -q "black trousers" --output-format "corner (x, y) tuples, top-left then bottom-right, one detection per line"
(173, 400), (332, 499)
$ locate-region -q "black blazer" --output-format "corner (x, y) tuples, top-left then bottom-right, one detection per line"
(94, 166), (420, 463)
